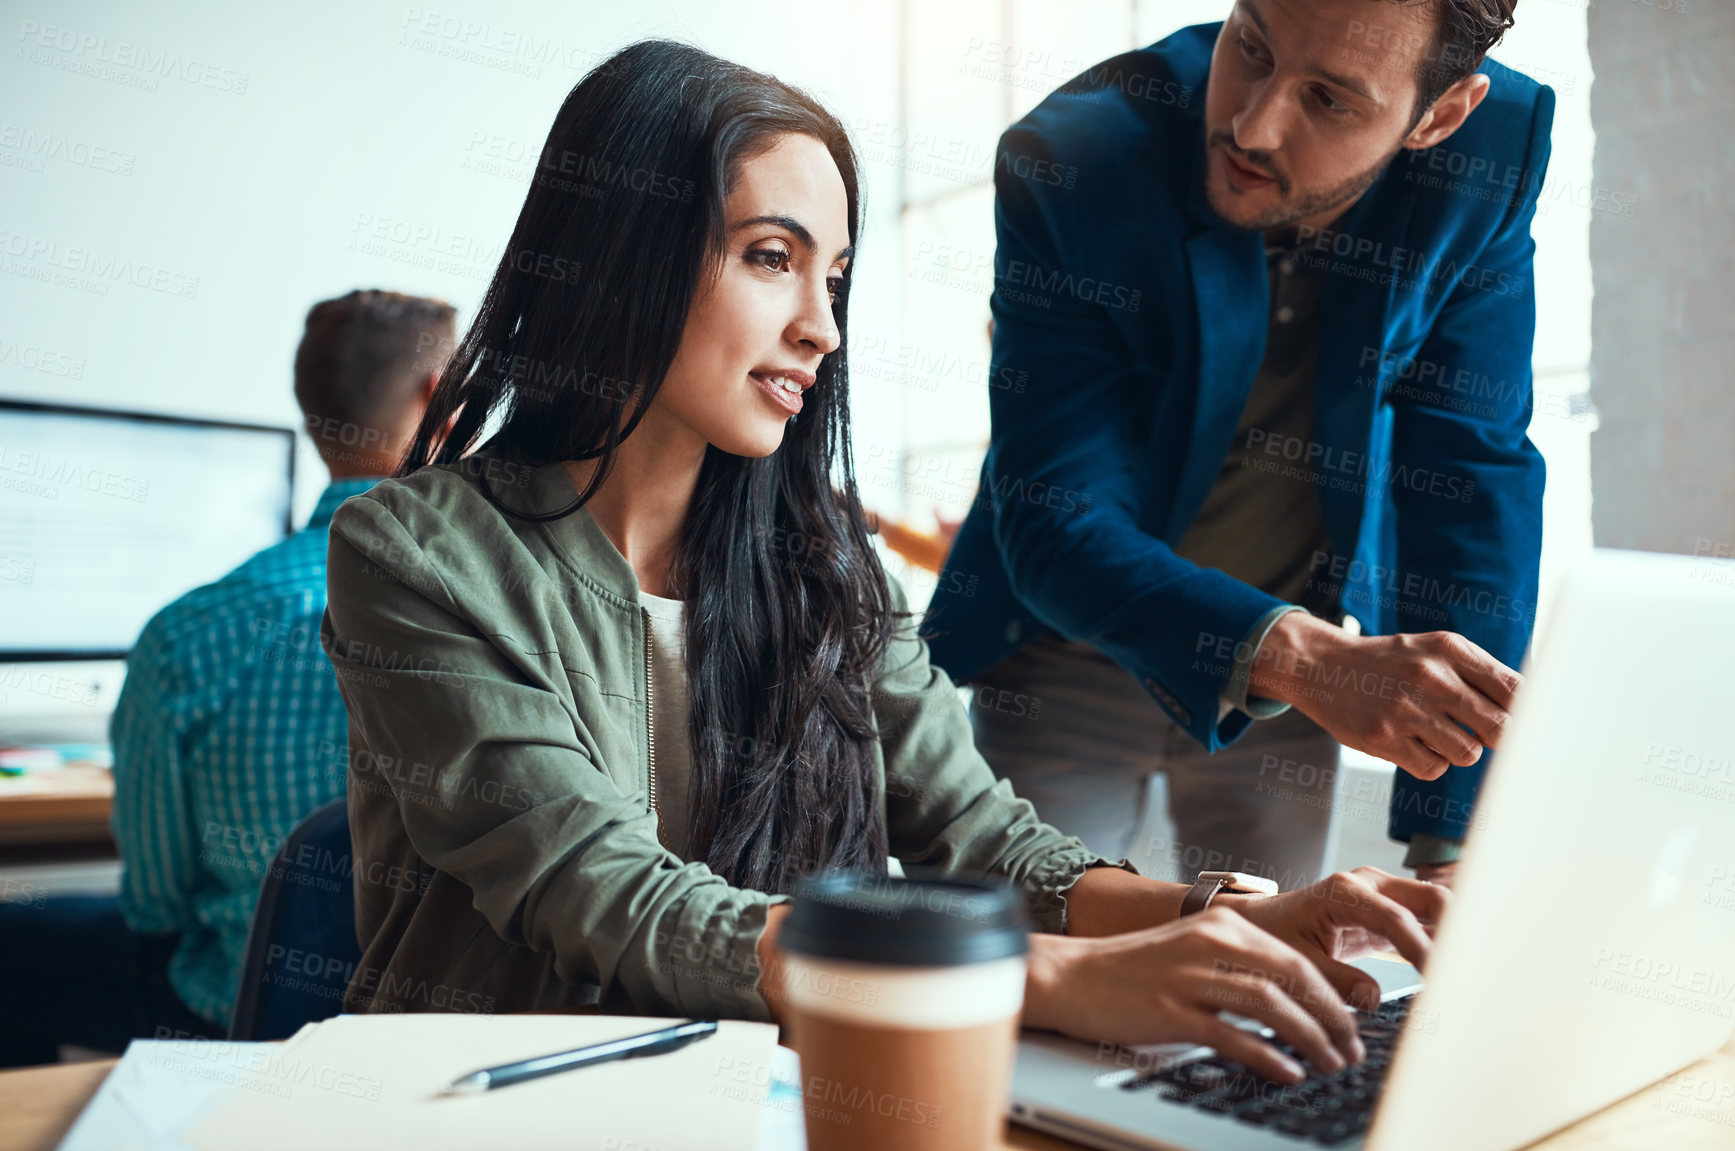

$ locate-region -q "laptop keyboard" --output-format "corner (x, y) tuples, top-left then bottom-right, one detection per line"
(1114, 996), (1415, 1147)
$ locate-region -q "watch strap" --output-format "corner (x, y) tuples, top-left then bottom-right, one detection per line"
(1179, 876), (1228, 918)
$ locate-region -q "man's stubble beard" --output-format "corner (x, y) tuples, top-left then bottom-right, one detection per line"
(1202, 130), (1406, 234)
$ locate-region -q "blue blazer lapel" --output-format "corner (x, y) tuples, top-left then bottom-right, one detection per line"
(1312, 184), (1417, 551)
(1166, 225), (1267, 542)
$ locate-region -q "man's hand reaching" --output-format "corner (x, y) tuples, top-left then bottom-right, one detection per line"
(1247, 613), (1521, 781)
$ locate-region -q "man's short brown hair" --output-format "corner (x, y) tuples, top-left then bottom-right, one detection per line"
(292, 289), (456, 443)
(1412, 0), (1519, 114)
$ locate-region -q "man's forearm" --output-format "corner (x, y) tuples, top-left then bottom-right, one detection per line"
(1244, 611), (1354, 706)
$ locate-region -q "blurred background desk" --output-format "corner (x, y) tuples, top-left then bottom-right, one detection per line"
(0, 762), (113, 850)
(0, 756), (118, 905)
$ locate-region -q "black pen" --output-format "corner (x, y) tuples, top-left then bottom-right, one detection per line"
(437, 1020), (719, 1096)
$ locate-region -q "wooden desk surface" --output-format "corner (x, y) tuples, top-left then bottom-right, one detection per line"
(0, 1059), (115, 1151)
(0, 764), (113, 848)
(5, 1035), (1733, 1151)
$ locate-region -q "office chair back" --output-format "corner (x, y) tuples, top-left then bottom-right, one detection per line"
(228, 798), (360, 1041)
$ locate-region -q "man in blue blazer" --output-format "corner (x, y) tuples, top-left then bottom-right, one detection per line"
(925, 0), (1550, 889)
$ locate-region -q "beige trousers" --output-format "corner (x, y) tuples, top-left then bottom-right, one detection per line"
(970, 635), (1342, 890)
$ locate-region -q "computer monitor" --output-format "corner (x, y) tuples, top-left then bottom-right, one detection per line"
(0, 400), (296, 661)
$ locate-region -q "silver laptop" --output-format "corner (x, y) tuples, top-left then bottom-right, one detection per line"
(1010, 547), (1735, 1150)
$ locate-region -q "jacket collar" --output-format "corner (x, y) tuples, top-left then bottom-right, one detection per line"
(508, 451), (643, 605)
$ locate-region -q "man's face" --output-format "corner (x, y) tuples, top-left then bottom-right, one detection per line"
(1203, 0), (1439, 233)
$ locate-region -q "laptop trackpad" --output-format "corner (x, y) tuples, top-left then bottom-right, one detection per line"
(1351, 955), (1425, 1002)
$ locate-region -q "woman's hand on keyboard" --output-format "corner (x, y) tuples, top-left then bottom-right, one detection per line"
(1222, 867), (1448, 1011)
(1022, 907), (1365, 1083)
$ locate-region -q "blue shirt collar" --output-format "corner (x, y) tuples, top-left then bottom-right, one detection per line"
(307, 476), (386, 532)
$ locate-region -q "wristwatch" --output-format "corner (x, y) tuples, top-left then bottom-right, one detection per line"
(1180, 870), (1280, 917)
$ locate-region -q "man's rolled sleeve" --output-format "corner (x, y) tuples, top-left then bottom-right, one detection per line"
(1401, 834), (1464, 869)
(1224, 604), (1307, 719)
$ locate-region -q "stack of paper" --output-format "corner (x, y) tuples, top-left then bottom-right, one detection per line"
(59, 1014), (792, 1151)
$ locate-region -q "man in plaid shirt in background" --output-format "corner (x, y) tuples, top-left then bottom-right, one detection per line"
(0, 290), (452, 1065)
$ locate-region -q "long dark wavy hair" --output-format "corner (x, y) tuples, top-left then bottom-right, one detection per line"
(396, 39), (893, 894)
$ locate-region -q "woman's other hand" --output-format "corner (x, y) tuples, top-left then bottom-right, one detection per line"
(1023, 907), (1365, 1084)
(1223, 866), (1447, 1009)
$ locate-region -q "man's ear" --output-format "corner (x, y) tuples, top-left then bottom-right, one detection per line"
(1403, 72), (1491, 152)
(418, 370), (462, 436)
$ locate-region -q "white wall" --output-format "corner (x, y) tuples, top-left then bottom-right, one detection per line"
(1587, 0), (1735, 556)
(0, 0), (902, 730)
(0, 0), (902, 523)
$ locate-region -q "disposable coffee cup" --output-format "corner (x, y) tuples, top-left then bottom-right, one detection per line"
(777, 868), (1031, 1151)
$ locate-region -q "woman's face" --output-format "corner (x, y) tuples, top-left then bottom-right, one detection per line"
(653, 132), (851, 458)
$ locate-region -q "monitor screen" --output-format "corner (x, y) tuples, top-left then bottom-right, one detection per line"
(0, 401), (295, 660)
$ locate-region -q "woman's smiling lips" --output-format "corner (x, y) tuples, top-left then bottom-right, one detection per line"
(749, 367), (816, 415)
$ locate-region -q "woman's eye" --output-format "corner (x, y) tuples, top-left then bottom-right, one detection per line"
(826, 275), (844, 301)
(750, 247), (790, 272)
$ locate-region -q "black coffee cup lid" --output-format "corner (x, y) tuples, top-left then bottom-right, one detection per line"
(779, 867), (1031, 966)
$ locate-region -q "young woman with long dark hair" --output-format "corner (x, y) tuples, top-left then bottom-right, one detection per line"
(321, 39), (1446, 1083)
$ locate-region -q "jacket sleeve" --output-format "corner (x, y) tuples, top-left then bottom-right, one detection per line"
(984, 122), (1282, 751)
(322, 495), (786, 1021)
(876, 579), (1139, 933)
(1384, 86), (1555, 843)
